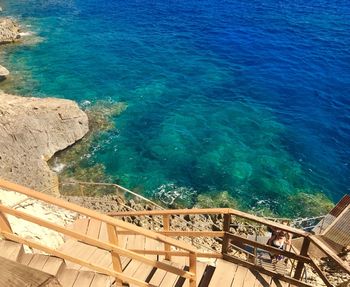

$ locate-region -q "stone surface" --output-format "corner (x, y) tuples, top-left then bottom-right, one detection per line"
(0, 17), (20, 44)
(0, 65), (9, 77)
(0, 188), (77, 250)
(0, 93), (89, 194)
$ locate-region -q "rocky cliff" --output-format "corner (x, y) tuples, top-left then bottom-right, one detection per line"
(0, 93), (89, 193)
(0, 17), (20, 44)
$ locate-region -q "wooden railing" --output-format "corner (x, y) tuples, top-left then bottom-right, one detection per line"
(60, 180), (164, 210)
(109, 208), (350, 287)
(0, 179), (197, 287)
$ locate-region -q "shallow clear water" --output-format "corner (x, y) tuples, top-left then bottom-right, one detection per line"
(1, 0), (350, 214)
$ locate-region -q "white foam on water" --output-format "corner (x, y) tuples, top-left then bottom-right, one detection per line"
(51, 162), (66, 173)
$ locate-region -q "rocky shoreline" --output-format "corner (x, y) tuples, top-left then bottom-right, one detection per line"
(0, 16), (90, 193)
(0, 93), (89, 194)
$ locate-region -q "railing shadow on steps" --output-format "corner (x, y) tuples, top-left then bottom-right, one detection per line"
(0, 179), (197, 287)
(108, 208), (350, 287)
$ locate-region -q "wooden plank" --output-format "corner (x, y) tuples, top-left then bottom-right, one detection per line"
(64, 242), (97, 270)
(144, 237), (161, 260)
(231, 265), (248, 287)
(107, 223), (123, 286)
(0, 208), (194, 280)
(0, 211), (12, 233)
(309, 236), (350, 274)
(293, 237), (310, 280)
(0, 180), (197, 253)
(109, 208), (307, 237)
(86, 218), (102, 239)
(1, 231), (169, 287)
(129, 263), (154, 287)
(0, 239), (24, 261)
(92, 249), (112, 269)
(72, 271), (95, 287)
(0, 256), (62, 287)
(270, 277), (289, 287)
(226, 233), (311, 264)
(322, 204), (350, 235)
(111, 230), (225, 237)
(99, 222), (109, 242)
(242, 269), (258, 287)
(42, 256), (65, 276)
(149, 261), (176, 286)
(159, 262), (184, 287)
(90, 273), (113, 287)
(195, 261), (207, 285)
(28, 254), (49, 271)
(222, 214), (231, 255)
(163, 215), (171, 260)
(223, 254), (314, 287)
(253, 271), (272, 287)
(209, 259), (238, 286)
(124, 260), (143, 277)
(198, 265), (215, 287)
(189, 252), (197, 287)
(58, 269), (80, 287)
(71, 218), (89, 235)
(20, 253), (34, 265)
(309, 257), (333, 287)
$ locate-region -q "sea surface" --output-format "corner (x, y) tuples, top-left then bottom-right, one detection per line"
(1, 0), (349, 215)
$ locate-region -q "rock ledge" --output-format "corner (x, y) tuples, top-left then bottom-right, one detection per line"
(0, 93), (89, 193)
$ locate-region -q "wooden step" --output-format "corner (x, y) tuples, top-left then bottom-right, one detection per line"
(0, 239), (24, 261)
(58, 268), (80, 287)
(72, 271), (95, 287)
(129, 263), (155, 287)
(42, 256), (66, 276)
(148, 260), (182, 286)
(0, 256), (61, 287)
(19, 252), (66, 277)
(90, 273), (113, 287)
(208, 259), (238, 287)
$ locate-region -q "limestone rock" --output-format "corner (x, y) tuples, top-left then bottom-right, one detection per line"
(0, 17), (20, 44)
(0, 65), (9, 81)
(0, 93), (89, 194)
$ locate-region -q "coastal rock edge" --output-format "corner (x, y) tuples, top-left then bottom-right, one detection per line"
(0, 93), (89, 194)
(0, 17), (20, 44)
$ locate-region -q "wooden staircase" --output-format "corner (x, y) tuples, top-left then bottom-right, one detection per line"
(0, 239), (112, 287)
(0, 218), (293, 287)
(52, 217), (295, 286)
(1, 178), (349, 287)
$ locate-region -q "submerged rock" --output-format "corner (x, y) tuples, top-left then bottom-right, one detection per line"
(0, 17), (20, 44)
(0, 93), (89, 194)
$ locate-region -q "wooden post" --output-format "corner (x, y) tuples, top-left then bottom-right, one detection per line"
(0, 212), (12, 233)
(189, 251), (197, 287)
(79, 184), (84, 196)
(107, 223), (123, 287)
(222, 213), (231, 255)
(163, 214), (171, 260)
(294, 236), (310, 280)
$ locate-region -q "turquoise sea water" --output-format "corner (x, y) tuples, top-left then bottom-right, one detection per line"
(1, 0), (349, 215)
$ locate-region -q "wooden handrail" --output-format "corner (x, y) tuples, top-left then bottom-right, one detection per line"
(0, 231), (153, 287)
(0, 204), (194, 279)
(226, 232), (311, 264)
(109, 208), (308, 236)
(223, 254), (315, 287)
(309, 257), (333, 287)
(61, 180), (164, 210)
(0, 179), (196, 253)
(309, 236), (350, 275)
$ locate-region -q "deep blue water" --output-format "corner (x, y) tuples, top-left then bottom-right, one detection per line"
(1, 0), (350, 214)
